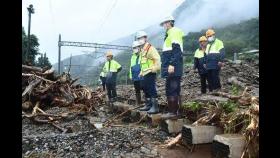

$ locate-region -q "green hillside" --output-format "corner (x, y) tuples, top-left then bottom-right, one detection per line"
(89, 17), (259, 86)
(183, 18), (259, 63)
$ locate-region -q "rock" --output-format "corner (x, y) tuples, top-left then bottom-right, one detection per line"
(109, 143), (115, 148)
(151, 149), (157, 155)
(140, 146), (150, 154)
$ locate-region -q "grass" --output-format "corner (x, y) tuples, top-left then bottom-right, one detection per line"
(182, 101), (202, 111)
(231, 84), (241, 95)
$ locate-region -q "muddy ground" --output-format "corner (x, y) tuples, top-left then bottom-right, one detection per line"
(22, 60), (259, 158)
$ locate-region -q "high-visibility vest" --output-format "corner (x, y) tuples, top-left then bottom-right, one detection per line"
(194, 49), (205, 58)
(102, 59), (121, 76)
(140, 43), (160, 76)
(205, 38), (224, 54)
(162, 27), (184, 52)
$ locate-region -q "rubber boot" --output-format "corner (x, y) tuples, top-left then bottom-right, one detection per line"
(135, 92), (141, 106)
(161, 96), (179, 120)
(139, 98), (152, 111)
(147, 98), (159, 114)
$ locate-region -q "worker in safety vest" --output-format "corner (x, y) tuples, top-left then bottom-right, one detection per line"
(205, 29), (225, 92)
(99, 71), (106, 91)
(136, 31), (161, 114)
(101, 51), (122, 102)
(129, 41), (144, 106)
(193, 36), (209, 94)
(160, 15), (184, 119)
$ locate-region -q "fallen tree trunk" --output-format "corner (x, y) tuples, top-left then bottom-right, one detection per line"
(22, 79), (42, 97)
(22, 73), (54, 83)
(22, 65), (43, 73)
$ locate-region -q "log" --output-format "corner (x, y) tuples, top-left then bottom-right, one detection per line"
(37, 82), (56, 94)
(161, 133), (182, 149)
(32, 102), (40, 115)
(59, 86), (74, 105)
(104, 105), (142, 127)
(22, 79), (42, 97)
(22, 101), (33, 110)
(22, 65), (43, 72)
(42, 67), (55, 75)
(210, 92), (241, 100)
(22, 73), (54, 83)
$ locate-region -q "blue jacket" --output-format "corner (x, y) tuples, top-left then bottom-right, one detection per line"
(205, 38), (225, 70)
(193, 48), (207, 75)
(129, 53), (143, 81)
(161, 27), (184, 78)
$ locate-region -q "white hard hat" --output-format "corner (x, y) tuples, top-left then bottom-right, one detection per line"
(136, 31), (148, 39)
(160, 15), (175, 26)
(132, 41), (141, 48)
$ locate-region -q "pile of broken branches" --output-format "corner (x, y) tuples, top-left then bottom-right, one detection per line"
(22, 65), (105, 129)
(163, 88), (259, 157)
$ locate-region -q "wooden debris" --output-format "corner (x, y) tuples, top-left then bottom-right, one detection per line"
(104, 105), (142, 127)
(160, 133), (182, 149)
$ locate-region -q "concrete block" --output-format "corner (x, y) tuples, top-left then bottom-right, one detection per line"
(212, 134), (246, 158)
(182, 125), (222, 145)
(160, 119), (189, 134)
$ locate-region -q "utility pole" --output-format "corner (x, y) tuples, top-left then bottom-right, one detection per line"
(58, 34), (61, 74)
(27, 4), (35, 63)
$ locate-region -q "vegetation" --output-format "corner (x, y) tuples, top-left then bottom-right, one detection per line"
(35, 52), (52, 68)
(183, 18), (259, 63)
(22, 27), (52, 67)
(182, 101), (203, 111)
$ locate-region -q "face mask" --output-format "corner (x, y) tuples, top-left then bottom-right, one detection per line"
(138, 38), (145, 45)
(208, 36), (215, 42)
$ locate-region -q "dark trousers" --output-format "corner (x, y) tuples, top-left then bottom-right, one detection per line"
(102, 83), (106, 91)
(106, 82), (117, 99)
(100, 77), (106, 91)
(207, 69), (221, 91)
(133, 80), (143, 94)
(142, 73), (157, 98)
(199, 73), (208, 93)
(166, 76), (181, 97)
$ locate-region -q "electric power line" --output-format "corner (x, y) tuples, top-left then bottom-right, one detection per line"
(97, 0), (118, 33)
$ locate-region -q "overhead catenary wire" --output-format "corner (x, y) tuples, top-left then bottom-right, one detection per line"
(96, 0), (119, 33)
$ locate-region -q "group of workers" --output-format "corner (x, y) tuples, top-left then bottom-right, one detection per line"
(100, 15), (225, 119)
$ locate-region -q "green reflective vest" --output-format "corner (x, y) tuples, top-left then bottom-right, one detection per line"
(102, 59), (121, 76)
(162, 27), (184, 52)
(205, 38), (224, 54)
(194, 49), (205, 58)
(129, 52), (140, 79)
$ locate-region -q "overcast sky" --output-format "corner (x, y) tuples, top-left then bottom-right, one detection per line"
(22, 0), (184, 64)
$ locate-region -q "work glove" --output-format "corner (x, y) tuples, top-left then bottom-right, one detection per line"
(168, 65), (175, 74)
